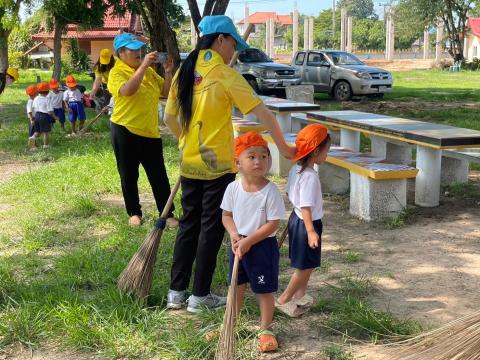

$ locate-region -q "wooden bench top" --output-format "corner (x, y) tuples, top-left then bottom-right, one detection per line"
(262, 133), (418, 180)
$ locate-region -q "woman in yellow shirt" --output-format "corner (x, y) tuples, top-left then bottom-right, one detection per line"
(164, 16), (294, 314)
(90, 48), (115, 110)
(108, 33), (177, 227)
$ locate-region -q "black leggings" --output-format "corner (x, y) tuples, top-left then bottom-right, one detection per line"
(111, 122), (174, 218)
(170, 173), (235, 296)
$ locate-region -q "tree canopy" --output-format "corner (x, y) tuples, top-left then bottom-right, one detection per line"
(337, 0), (377, 20)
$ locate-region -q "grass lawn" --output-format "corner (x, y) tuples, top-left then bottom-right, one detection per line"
(0, 68), (477, 359)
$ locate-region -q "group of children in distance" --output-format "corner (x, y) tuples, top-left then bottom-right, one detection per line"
(222, 124), (331, 352)
(25, 75), (86, 149)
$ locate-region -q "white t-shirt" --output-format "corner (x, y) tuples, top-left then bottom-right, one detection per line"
(26, 98), (36, 117)
(47, 90), (64, 109)
(32, 95), (53, 114)
(286, 165), (323, 221)
(63, 88), (83, 102)
(221, 179), (285, 237)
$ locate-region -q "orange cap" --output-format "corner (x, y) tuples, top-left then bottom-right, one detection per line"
(37, 82), (50, 93)
(65, 75), (77, 88)
(49, 79), (60, 89)
(234, 131), (268, 158)
(25, 85), (37, 97)
(292, 124), (329, 161)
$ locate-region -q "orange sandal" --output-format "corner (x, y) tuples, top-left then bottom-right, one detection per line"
(258, 330), (278, 352)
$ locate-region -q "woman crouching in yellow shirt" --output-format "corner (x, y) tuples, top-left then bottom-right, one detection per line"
(108, 33), (177, 227)
(163, 15), (295, 313)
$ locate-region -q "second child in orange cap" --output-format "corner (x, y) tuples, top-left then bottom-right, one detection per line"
(29, 82), (58, 150)
(25, 85), (38, 138)
(220, 131), (285, 353)
(63, 74), (86, 134)
(47, 79), (66, 130)
(276, 124), (331, 317)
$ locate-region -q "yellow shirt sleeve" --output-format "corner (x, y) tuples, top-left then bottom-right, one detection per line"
(165, 72), (179, 116)
(107, 67), (129, 98)
(226, 71), (262, 115)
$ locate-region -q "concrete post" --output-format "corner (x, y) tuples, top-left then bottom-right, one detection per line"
(309, 17), (314, 50)
(293, 3), (299, 55)
(340, 8), (347, 51)
(269, 18), (275, 57)
(244, 2), (249, 34)
(388, 10), (395, 60)
(346, 16), (353, 53)
(265, 20), (270, 56)
(415, 145), (442, 207)
(423, 27), (429, 59)
(464, 36), (469, 60)
(436, 19), (444, 64)
(304, 18), (309, 50)
(191, 18), (197, 48)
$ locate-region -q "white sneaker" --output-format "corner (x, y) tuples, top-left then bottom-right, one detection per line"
(186, 293), (227, 313)
(166, 289), (187, 310)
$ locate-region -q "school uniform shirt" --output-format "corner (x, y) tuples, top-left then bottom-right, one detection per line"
(165, 49), (262, 180)
(286, 165), (324, 221)
(108, 58), (164, 138)
(47, 90), (64, 109)
(63, 88), (83, 103)
(32, 95), (53, 114)
(221, 179), (285, 237)
(26, 98), (36, 117)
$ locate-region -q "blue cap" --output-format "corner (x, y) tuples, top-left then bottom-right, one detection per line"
(198, 15), (249, 52)
(113, 33), (145, 51)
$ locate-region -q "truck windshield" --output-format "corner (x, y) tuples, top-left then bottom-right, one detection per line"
(238, 49), (273, 63)
(326, 52), (364, 65)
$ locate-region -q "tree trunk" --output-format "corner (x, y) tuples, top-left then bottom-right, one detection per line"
(52, 19), (63, 81)
(0, 29), (9, 96)
(189, 0), (230, 35)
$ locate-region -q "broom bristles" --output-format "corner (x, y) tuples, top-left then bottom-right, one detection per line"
(382, 309), (480, 360)
(215, 254), (240, 360)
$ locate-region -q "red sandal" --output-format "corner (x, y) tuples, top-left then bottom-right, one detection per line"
(258, 329), (278, 352)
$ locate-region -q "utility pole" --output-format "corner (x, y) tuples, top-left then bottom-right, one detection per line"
(332, 0), (336, 44)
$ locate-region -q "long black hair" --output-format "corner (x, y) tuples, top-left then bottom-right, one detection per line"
(176, 32), (231, 131)
(94, 56), (115, 75)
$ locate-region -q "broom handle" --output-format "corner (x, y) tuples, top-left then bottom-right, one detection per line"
(159, 177), (181, 219)
(277, 211), (294, 249)
(79, 106), (109, 134)
(228, 23), (254, 67)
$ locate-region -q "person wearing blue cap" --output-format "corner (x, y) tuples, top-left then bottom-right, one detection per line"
(107, 32), (178, 227)
(163, 15), (295, 314)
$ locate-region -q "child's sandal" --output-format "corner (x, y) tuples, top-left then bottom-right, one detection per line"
(275, 299), (305, 317)
(258, 329), (278, 352)
(295, 293), (314, 307)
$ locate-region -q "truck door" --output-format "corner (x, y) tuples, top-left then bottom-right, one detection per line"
(305, 52), (331, 91)
(293, 52), (306, 83)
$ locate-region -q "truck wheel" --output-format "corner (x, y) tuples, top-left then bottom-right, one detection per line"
(333, 81), (352, 101)
(247, 78), (260, 94)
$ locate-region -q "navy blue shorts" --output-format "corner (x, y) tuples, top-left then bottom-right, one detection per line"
(228, 236), (279, 294)
(28, 121), (35, 137)
(68, 101), (86, 122)
(288, 212), (322, 270)
(54, 108), (66, 124)
(34, 112), (52, 133)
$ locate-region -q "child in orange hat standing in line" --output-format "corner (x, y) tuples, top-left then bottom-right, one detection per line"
(47, 79), (66, 131)
(25, 85), (38, 138)
(276, 124), (331, 317)
(29, 82), (57, 149)
(221, 131), (285, 353)
(63, 75), (86, 134)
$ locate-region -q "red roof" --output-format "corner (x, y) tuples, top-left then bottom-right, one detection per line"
(468, 18), (480, 37)
(33, 8), (139, 41)
(237, 12), (292, 26)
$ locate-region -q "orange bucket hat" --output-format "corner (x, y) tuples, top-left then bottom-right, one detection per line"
(37, 82), (50, 93)
(25, 84), (37, 97)
(65, 75), (77, 88)
(292, 124), (329, 161)
(234, 131), (268, 158)
(49, 79), (60, 89)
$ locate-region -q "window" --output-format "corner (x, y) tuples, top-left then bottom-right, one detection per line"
(295, 52), (305, 65)
(473, 46), (478, 58)
(307, 52), (328, 66)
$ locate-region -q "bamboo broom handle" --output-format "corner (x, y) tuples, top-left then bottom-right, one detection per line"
(159, 177), (181, 220)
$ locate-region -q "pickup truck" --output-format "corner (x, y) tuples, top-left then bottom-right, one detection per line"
(235, 48), (302, 93)
(292, 50), (393, 101)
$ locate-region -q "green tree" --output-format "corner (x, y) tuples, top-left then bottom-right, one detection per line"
(337, 0), (376, 20)
(352, 18), (384, 50)
(313, 9), (341, 49)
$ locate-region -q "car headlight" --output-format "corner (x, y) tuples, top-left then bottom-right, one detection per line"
(261, 70), (277, 78)
(355, 71), (371, 80)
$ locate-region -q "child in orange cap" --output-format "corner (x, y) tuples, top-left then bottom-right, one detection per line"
(47, 79), (66, 131)
(276, 124), (331, 317)
(29, 82), (57, 149)
(63, 75), (86, 134)
(220, 131), (285, 352)
(25, 85), (38, 138)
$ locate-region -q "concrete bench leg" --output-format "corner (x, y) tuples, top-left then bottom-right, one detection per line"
(268, 142), (292, 177)
(415, 145), (441, 207)
(350, 173), (407, 221)
(441, 156), (469, 185)
(340, 129), (360, 152)
(318, 163), (350, 194)
(370, 136), (412, 164)
(276, 113), (292, 133)
(329, 129), (341, 145)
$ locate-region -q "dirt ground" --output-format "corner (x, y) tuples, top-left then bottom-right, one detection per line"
(2, 155), (480, 360)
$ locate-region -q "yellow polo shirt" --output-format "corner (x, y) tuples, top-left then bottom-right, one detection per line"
(108, 58), (164, 138)
(165, 49), (262, 180)
(95, 69), (110, 84)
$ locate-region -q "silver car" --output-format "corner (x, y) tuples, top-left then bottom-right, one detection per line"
(292, 50), (393, 101)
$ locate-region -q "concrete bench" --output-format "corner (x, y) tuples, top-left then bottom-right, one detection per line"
(441, 149), (480, 184)
(262, 133), (418, 221)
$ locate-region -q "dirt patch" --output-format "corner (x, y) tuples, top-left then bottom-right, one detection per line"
(0, 151), (40, 186)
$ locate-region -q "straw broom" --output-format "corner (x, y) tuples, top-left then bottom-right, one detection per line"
(78, 105), (109, 135)
(117, 177), (181, 301)
(277, 211), (293, 249)
(382, 309), (480, 360)
(215, 254), (240, 360)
